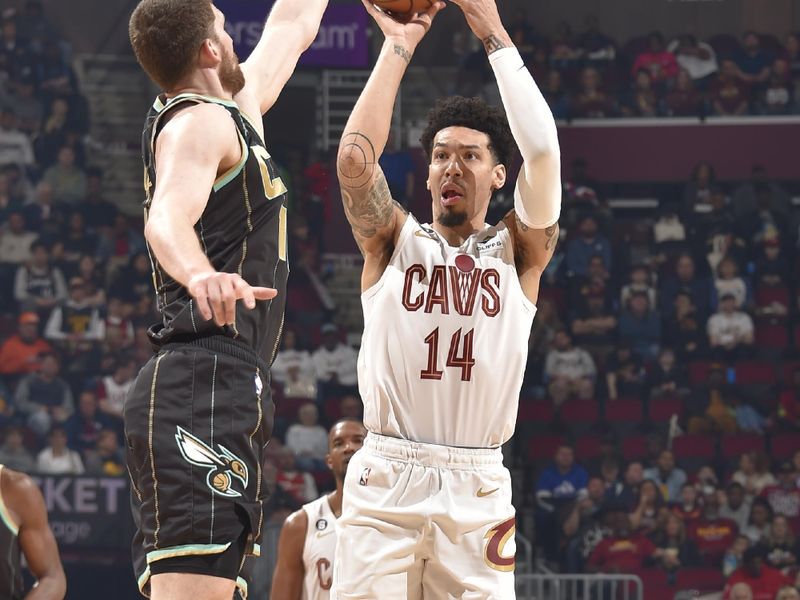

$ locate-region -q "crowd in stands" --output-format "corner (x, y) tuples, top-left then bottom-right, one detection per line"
(457, 12), (800, 118)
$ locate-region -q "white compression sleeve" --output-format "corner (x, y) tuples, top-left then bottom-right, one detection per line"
(489, 46), (561, 229)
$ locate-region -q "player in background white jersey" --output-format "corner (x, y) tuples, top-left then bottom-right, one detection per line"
(332, 0), (561, 596)
(270, 420), (366, 600)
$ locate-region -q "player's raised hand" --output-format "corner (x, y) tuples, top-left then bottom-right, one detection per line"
(449, 0), (511, 51)
(361, 0), (446, 50)
(188, 271), (277, 326)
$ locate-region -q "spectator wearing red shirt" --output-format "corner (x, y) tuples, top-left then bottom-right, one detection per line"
(588, 505), (656, 572)
(723, 545), (793, 600)
(630, 32), (679, 85)
(0, 311), (51, 379)
(273, 447), (318, 505)
(687, 492), (739, 564)
(570, 67), (618, 118)
(664, 69), (704, 117)
(672, 482), (704, 522)
(760, 462), (800, 532)
(711, 60), (751, 116)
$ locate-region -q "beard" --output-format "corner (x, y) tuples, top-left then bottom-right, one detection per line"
(219, 46), (245, 95)
(437, 209), (468, 228)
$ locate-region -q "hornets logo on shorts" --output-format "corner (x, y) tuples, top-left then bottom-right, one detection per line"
(174, 426), (249, 497)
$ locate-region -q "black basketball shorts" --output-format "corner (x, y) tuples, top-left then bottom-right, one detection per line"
(124, 336), (274, 598)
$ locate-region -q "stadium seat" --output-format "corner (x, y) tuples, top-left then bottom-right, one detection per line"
(559, 399), (600, 434)
(274, 396), (312, 419)
(720, 433), (765, 460)
(674, 568), (726, 594)
(707, 33), (742, 58)
(605, 398), (644, 434)
(527, 434), (566, 463)
(781, 361), (800, 383)
(517, 400), (556, 436)
(755, 321), (789, 351)
(735, 361), (775, 384)
(755, 285), (790, 310)
(621, 435), (648, 462)
(648, 397), (684, 428)
(575, 435), (604, 462)
(629, 569), (671, 600)
(324, 396), (342, 422)
(770, 432), (800, 460)
(688, 361), (714, 385)
(672, 434), (715, 472)
(537, 286), (567, 317)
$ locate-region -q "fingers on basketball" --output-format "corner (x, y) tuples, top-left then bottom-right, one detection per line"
(369, 0), (437, 20)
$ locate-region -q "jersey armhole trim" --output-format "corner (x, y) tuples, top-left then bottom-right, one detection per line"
(0, 466), (19, 536)
(213, 128), (249, 192)
(496, 222), (538, 316)
(361, 214), (417, 300)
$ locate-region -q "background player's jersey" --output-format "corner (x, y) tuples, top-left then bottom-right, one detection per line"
(358, 216), (536, 448)
(0, 466), (23, 600)
(141, 93), (289, 364)
(301, 495), (336, 600)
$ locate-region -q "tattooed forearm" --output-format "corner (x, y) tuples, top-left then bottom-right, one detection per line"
(393, 44), (412, 64)
(544, 223), (559, 251)
(338, 132), (377, 189)
(341, 174), (395, 240)
(515, 213), (529, 232)
(483, 34), (507, 55)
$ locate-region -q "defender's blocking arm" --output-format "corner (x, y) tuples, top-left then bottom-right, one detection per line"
(241, 0), (330, 114)
(336, 1), (444, 288)
(453, 0), (561, 290)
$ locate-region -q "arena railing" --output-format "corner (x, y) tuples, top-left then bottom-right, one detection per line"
(515, 573), (644, 600)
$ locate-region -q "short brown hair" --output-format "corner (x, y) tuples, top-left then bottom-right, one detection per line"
(129, 0), (216, 90)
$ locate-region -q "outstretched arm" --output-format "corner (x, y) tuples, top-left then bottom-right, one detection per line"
(3, 469), (66, 599)
(241, 0), (329, 115)
(453, 0), (561, 303)
(336, 0), (444, 290)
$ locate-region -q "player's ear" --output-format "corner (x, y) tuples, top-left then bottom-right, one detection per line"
(198, 38), (221, 68)
(492, 164), (506, 191)
(325, 453), (333, 471)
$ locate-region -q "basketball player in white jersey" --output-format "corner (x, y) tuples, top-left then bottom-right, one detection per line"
(333, 0), (561, 596)
(270, 419), (367, 600)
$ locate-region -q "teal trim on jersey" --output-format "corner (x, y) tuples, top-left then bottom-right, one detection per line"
(252, 543), (261, 557)
(153, 93), (239, 113)
(212, 129), (249, 192)
(146, 542), (231, 564)
(236, 576), (248, 599)
(137, 566), (151, 594)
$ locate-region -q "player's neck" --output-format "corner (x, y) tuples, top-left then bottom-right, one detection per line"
(167, 71), (233, 103)
(431, 217), (486, 247)
(327, 488), (343, 518)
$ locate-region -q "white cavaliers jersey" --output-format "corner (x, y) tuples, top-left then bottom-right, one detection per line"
(359, 215), (536, 448)
(301, 495), (337, 600)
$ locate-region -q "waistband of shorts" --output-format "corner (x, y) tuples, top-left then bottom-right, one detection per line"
(363, 432), (503, 469)
(161, 335), (269, 374)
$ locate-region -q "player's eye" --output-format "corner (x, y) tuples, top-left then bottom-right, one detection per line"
(435, 152), (446, 160)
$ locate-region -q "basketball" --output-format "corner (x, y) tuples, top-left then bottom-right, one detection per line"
(370, 0), (434, 18)
(212, 472), (230, 492)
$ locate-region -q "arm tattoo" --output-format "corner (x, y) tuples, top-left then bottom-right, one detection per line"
(544, 224), (559, 251)
(338, 132), (377, 189)
(514, 213), (530, 232)
(341, 174), (394, 240)
(393, 44), (412, 64)
(483, 34), (507, 55)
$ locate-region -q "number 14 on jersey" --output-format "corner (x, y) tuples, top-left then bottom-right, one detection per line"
(421, 327), (476, 382)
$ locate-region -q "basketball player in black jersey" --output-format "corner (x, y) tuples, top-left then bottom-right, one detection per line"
(126, 1), (329, 598)
(0, 465), (65, 599)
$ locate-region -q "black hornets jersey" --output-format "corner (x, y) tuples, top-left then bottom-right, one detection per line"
(141, 93), (288, 364)
(0, 466), (23, 600)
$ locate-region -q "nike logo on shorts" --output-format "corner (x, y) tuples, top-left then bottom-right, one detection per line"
(477, 487), (499, 497)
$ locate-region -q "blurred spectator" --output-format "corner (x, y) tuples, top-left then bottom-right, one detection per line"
(630, 479), (663, 534)
(776, 587), (800, 600)
(648, 348), (689, 400)
(734, 453), (778, 500)
(527, 297), (564, 376)
(13, 239), (67, 313)
(759, 462), (800, 528)
(270, 329), (316, 399)
(683, 161), (717, 216)
(687, 492), (739, 564)
(95, 214), (146, 269)
(0, 426), (34, 473)
(622, 69), (660, 117)
(507, 9), (541, 60)
(687, 364), (738, 435)
(732, 393), (768, 434)
(14, 352), (73, 436)
(732, 166), (792, 223)
(618, 291), (661, 360)
(261, 460), (301, 525)
(735, 32), (772, 86)
(742, 498), (774, 544)
(722, 545), (792, 600)
(663, 69), (704, 116)
(764, 515), (799, 573)
(44, 276), (104, 347)
(587, 503), (656, 571)
(84, 429), (125, 477)
(53, 212), (97, 267)
(0, 211), (36, 266)
(713, 256), (750, 310)
(549, 21), (582, 71)
(620, 264), (656, 309)
(663, 292), (705, 361)
(312, 323), (358, 393)
(570, 68), (618, 119)
(724, 535), (752, 577)
(76, 167), (117, 231)
(605, 460), (643, 510)
(578, 15), (616, 65)
(711, 60), (751, 116)
(339, 395), (362, 420)
(671, 482), (703, 521)
(541, 70), (570, 120)
(566, 215), (612, 277)
(605, 344), (646, 401)
(22, 182), (61, 237)
(103, 297), (135, 351)
(95, 355), (136, 421)
(563, 477), (609, 572)
(35, 425), (83, 475)
(2, 74), (42, 134)
(644, 450), (687, 502)
(0, 108), (35, 167)
(544, 329), (596, 406)
(668, 35), (718, 87)
(650, 513), (701, 572)
(0, 311), (51, 378)
(43, 146), (86, 205)
(777, 367), (800, 430)
(753, 240), (790, 317)
(707, 293), (754, 360)
(631, 32), (679, 85)
(569, 288), (616, 362)
(108, 252), (153, 304)
(285, 403), (328, 472)
(660, 254), (712, 319)
(73, 254), (106, 307)
(378, 129), (415, 207)
(758, 60), (793, 114)
(274, 447), (318, 505)
(721, 482), (753, 531)
(63, 390), (115, 455)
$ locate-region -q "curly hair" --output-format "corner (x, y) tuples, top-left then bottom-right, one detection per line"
(419, 96), (516, 168)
